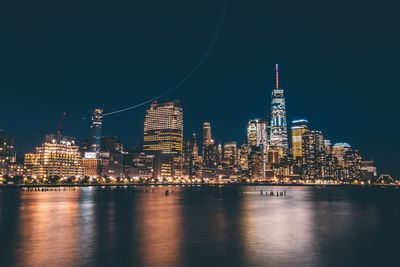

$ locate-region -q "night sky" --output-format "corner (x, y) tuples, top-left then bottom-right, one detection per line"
(1, 0), (399, 177)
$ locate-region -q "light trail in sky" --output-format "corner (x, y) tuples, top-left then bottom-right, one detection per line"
(103, 0), (230, 117)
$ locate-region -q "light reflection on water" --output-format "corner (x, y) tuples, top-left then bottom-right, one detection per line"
(0, 186), (399, 267)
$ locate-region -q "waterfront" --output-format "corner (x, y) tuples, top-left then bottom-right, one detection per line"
(1, 186), (399, 267)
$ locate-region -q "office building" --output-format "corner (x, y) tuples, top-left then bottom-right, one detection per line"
(0, 129), (16, 176)
(269, 64), (289, 157)
(25, 134), (83, 179)
(291, 119), (309, 159)
(143, 100), (183, 179)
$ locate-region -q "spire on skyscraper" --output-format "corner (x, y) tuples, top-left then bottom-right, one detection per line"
(269, 64), (288, 157)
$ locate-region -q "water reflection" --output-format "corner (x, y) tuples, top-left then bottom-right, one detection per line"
(134, 187), (183, 267)
(17, 190), (80, 267)
(241, 187), (317, 266)
(0, 189), (21, 267)
(179, 186), (245, 267)
(0, 186), (399, 267)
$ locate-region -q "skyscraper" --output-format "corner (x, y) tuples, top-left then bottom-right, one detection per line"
(183, 133), (198, 177)
(203, 122), (214, 146)
(143, 100), (183, 179)
(192, 133), (199, 163)
(291, 119), (309, 159)
(332, 143), (351, 166)
(324, 140), (332, 154)
(247, 119), (267, 148)
(302, 130), (325, 178)
(203, 144), (218, 168)
(269, 64), (288, 157)
(238, 143), (249, 171)
(202, 122), (218, 168)
(247, 119), (267, 178)
(248, 147), (265, 178)
(223, 141), (237, 166)
(89, 109), (103, 153)
(0, 129), (16, 176)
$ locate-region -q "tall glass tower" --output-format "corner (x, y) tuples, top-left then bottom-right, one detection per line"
(143, 100), (183, 178)
(269, 64), (288, 156)
(90, 109), (103, 153)
(202, 122), (214, 146)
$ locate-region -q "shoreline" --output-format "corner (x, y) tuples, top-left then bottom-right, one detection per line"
(1, 183), (398, 188)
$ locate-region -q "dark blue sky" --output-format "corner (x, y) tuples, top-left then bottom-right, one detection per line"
(1, 0), (399, 177)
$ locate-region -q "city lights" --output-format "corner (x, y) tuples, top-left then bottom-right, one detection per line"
(0, 65), (395, 186)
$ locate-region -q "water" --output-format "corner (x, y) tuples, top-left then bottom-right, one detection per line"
(0, 185), (399, 267)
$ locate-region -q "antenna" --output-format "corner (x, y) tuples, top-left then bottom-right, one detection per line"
(275, 64), (279, 89)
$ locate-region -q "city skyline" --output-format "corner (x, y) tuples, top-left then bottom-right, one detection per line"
(0, 63), (394, 180)
(2, 2), (400, 267)
(1, 0), (399, 178)
(0, 64), (382, 183)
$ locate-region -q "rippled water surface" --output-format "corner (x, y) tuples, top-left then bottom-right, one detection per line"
(1, 186), (399, 267)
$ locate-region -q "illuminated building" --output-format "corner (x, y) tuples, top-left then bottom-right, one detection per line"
(82, 153), (101, 178)
(332, 143), (351, 166)
(266, 147), (280, 171)
(24, 134), (83, 179)
(246, 119), (267, 178)
(99, 152), (124, 178)
(361, 160), (377, 181)
(274, 155), (294, 177)
(223, 141), (237, 166)
(202, 121), (218, 168)
(183, 133), (198, 177)
(247, 119), (267, 148)
(217, 143), (223, 163)
(324, 139), (332, 154)
(247, 122), (257, 147)
(291, 119), (309, 159)
(143, 100), (183, 179)
(342, 149), (362, 181)
(82, 135), (125, 178)
(125, 153), (154, 179)
(269, 64), (289, 157)
(183, 140), (192, 176)
(8, 162), (26, 177)
(302, 130), (324, 178)
(0, 129), (16, 176)
(248, 147), (265, 178)
(192, 133), (199, 163)
(198, 167), (235, 180)
(237, 143), (249, 171)
(316, 150), (335, 179)
(89, 109), (103, 153)
(203, 122), (214, 146)
(203, 143), (218, 168)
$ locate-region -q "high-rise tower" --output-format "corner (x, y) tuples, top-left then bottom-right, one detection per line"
(202, 122), (218, 167)
(143, 100), (183, 178)
(291, 119), (309, 159)
(0, 129), (15, 176)
(90, 109), (103, 153)
(247, 119), (267, 148)
(203, 122), (214, 146)
(269, 64), (288, 156)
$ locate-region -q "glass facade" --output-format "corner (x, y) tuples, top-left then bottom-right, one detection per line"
(269, 64), (289, 156)
(143, 100), (183, 179)
(291, 119), (309, 159)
